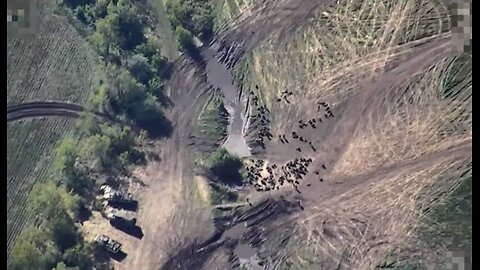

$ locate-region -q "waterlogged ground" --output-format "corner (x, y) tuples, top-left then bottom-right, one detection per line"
(202, 47), (251, 158)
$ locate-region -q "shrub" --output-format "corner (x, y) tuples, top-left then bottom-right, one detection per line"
(206, 148), (244, 186)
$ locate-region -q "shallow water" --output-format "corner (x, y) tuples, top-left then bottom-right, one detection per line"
(202, 47), (251, 158)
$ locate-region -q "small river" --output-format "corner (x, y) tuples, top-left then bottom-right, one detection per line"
(202, 47), (252, 158)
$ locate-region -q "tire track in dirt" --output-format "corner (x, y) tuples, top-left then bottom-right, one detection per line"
(120, 59), (216, 270)
(212, 0), (337, 69)
(7, 101), (119, 124)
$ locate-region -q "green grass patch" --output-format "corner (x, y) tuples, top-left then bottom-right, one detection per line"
(210, 184), (238, 205)
(197, 93), (229, 141)
(420, 176), (472, 251)
(442, 53), (472, 97)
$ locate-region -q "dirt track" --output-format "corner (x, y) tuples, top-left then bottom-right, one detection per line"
(6, 101), (112, 122)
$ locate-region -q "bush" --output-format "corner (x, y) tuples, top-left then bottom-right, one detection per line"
(206, 148), (244, 186)
(126, 54), (155, 86)
(175, 26), (197, 55)
(90, 0), (146, 54)
(166, 0), (214, 41)
(132, 94), (172, 138)
(10, 227), (59, 270)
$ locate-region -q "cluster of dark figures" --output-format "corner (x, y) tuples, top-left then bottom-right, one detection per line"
(278, 131), (317, 152)
(250, 88), (274, 150)
(317, 101), (334, 118)
(276, 89), (294, 104)
(245, 158), (328, 193)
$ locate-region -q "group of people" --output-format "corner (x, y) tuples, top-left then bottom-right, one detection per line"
(276, 89), (294, 104)
(250, 90), (273, 150)
(317, 101), (334, 118)
(245, 89), (335, 193)
(245, 157), (328, 193)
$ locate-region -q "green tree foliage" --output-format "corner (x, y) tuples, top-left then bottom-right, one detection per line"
(166, 0), (214, 40)
(135, 41), (159, 59)
(89, 0), (110, 20)
(107, 66), (147, 111)
(126, 54), (155, 86)
(90, 0), (146, 54)
(132, 93), (172, 137)
(10, 227), (59, 270)
(54, 138), (79, 178)
(53, 262), (69, 270)
(106, 66), (172, 137)
(62, 242), (109, 269)
(27, 182), (80, 250)
(206, 148), (244, 185)
(74, 5), (92, 24)
(80, 134), (112, 169)
(175, 26), (197, 55)
(76, 112), (101, 136)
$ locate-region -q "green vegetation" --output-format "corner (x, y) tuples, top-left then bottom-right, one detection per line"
(206, 148), (244, 185)
(9, 113), (144, 269)
(197, 93), (229, 140)
(10, 182), (110, 270)
(165, 0), (214, 41)
(210, 184), (238, 205)
(420, 176), (472, 251)
(59, 0), (174, 137)
(7, 1), (99, 258)
(88, 0), (146, 54)
(175, 25), (198, 55)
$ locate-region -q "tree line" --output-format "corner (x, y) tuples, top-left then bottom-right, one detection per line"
(10, 0), (216, 268)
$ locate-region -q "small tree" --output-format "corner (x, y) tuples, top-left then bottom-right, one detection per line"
(54, 138), (79, 178)
(175, 26), (196, 55)
(206, 148), (244, 185)
(126, 54), (154, 86)
(10, 227), (59, 270)
(27, 182), (80, 251)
